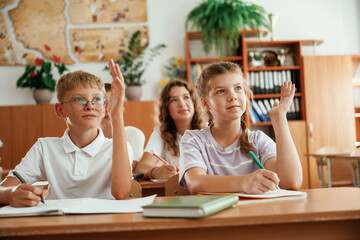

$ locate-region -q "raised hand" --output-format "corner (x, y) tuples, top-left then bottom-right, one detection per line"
(269, 81), (295, 119)
(107, 59), (125, 121)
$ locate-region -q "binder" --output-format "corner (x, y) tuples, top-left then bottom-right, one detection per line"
(263, 99), (272, 113)
(259, 71), (265, 94)
(257, 100), (270, 121)
(255, 72), (260, 94)
(294, 98), (301, 120)
(251, 100), (267, 122)
(249, 107), (260, 123)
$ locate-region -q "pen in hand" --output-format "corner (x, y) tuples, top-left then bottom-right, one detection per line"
(149, 149), (169, 165)
(12, 170), (46, 205)
(249, 151), (280, 191)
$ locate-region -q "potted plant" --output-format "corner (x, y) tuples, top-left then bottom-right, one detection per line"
(104, 30), (166, 100)
(185, 0), (270, 57)
(17, 44), (68, 104)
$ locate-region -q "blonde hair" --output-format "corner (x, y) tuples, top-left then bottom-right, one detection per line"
(196, 62), (254, 153)
(55, 70), (105, 102)
(156, 79), (206, 156)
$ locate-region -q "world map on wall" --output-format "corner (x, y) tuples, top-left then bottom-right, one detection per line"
(0, 0), (148, 65)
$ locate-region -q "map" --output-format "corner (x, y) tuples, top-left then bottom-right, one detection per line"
(0, 0), (148, 65)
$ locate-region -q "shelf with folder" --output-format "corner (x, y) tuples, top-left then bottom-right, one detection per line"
(253, 93), (302, 99)
(247, 66), (300, 72)
(189, 56), (243, 63)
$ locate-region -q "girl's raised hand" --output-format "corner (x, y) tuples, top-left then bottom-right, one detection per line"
(269, 81), (295, 119)
(107, 59), (125, 120)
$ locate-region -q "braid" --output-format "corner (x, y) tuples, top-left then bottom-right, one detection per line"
(239, 115), (254, 153)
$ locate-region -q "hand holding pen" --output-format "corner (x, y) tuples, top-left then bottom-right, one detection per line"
(12, 171), (47, 206)
(249, 151), (280, 191)
(149, 150), (178, 179)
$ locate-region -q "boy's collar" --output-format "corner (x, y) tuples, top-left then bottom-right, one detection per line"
(62, 128), (105, 156)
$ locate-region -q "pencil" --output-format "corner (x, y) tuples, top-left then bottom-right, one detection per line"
(149, 149), (168, 165)
(13, 170), (47, 205)
(249, 151), (280, 191)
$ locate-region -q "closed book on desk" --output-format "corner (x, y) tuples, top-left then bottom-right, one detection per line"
(142, 195), (238, 218)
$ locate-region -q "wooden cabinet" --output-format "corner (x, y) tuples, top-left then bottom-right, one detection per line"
(0, 101), (156, 172)
(303, 55), (356, 188)
(352, 55), (360, 146)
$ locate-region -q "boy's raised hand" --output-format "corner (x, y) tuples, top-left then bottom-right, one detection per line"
(107, 59), (125, 120)
(269, 81), (295, 119)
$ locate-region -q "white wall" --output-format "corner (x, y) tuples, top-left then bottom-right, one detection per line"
(0, 0), (359, 106)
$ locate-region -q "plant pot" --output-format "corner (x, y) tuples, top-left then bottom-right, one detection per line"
(125, 86), (142, 101)
(33, 89), (53, 104)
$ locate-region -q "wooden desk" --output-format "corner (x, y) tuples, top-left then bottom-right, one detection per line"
(1, 188), (360, 240)
(139, 180), (166, 197)
(307, 153), (359, 187)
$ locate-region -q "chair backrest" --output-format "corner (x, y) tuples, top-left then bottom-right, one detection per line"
(316, 146), (349, 155)
(127, 179), (142, 199)
(350, 148), (360, 156)
(315, 146), (353, 185)
(165, 174), (190, 196)
(125, 126), (145, 162)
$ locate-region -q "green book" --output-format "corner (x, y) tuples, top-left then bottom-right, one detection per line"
(142, 195), (238, 218)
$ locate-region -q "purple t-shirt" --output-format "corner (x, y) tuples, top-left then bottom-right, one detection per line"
(179, 126), (276, 189)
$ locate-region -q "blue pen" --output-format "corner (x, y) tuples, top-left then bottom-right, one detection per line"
(249, 151), (280, 190)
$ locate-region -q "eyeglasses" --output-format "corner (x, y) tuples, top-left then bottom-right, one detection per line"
(60, 97), (107, 111)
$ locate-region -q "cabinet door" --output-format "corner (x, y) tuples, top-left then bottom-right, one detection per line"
(41, 104), (67, 137)
(124, 101), (155, 144)
(288, 121), (309, 189)
(11, 105), (42, 168)
(303, 55), (356, 188)
(0, 106), (12, 171)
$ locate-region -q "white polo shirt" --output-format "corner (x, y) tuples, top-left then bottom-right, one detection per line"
(7, 128), (133, 200)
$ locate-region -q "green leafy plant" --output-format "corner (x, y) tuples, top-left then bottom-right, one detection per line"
(17, 44), (68, 91)
(185, 0), (270, 56)
(104, 30), (167, 86)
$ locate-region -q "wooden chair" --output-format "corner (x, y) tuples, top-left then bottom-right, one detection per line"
(315, 146), (352, 188)
(127, 179), (142, 199)
(350, 148), (360, 187)
(165, 174), (190, 196)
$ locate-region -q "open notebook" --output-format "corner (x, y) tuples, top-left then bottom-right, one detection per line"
(199, 189), (307, 205)
(0, 195), (156, 218)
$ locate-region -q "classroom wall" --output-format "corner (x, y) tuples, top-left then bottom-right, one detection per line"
(0, 0), (359, 106)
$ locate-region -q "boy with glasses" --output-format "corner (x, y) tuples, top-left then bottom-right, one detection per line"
(0, 60), (133, 207)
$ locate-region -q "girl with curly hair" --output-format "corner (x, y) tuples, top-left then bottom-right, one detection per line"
(135, 79), (206, 179)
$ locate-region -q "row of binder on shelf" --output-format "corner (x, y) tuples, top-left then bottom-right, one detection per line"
(250, 97), (301, 123)
(248, 70), (299, 94)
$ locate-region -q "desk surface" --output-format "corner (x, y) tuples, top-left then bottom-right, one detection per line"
(1, 188), (360, 240)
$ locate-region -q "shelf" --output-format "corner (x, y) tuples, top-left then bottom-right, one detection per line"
(247, 66), (301, 72)
(253, 93), (302, 99)
(251, 120), (304, 126)
(190, 56), (243, 63)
